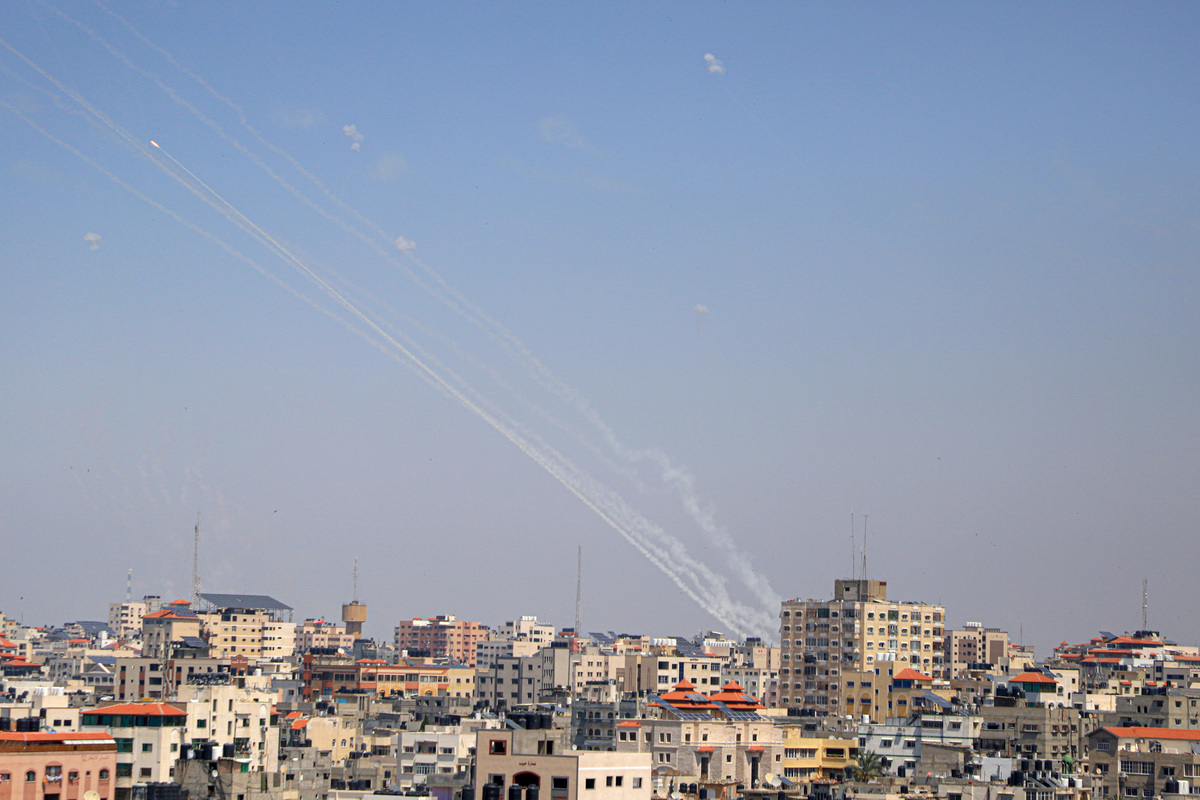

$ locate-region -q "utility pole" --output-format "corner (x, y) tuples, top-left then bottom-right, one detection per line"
(575, 546), (583, 642)
(1142, 578), (1149, 632)
(192, 512), (201, 606)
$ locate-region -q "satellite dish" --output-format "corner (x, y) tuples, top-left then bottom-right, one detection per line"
(764, 773), (778, 787)
(85, 791), (101, 800)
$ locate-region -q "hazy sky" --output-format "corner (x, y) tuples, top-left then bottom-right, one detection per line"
(2, 3), (1197, 653)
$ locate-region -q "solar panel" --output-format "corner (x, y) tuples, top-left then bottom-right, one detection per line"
(199, 593), (292, 611)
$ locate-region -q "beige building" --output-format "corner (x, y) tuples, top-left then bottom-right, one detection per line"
(176, 677), (280, 771)
(79, 702), (187, 800)
(195, 594), (295, 661)
(108, 597), (161, 641)
(778, 579), (945, 717)
(140, 601), (202, 661)
(295, 620), (356, 654)
(780, 727), (858, 780)
(476, 729), (651, 800)
(943, 623), (1009, 678)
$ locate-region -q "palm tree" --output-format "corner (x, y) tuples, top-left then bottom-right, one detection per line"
(853, 750), (885, 782)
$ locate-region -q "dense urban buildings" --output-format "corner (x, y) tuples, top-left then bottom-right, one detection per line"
(1, 574), (1196, 800)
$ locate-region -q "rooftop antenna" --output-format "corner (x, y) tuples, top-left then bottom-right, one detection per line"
(850, 512), (856, 580)
(575, 545), (583, 639)
(126, 568), (132, 602)
(191, 511), (201, 606)
(353, 558), (359, 604)
(860, 511), (869, 581)
(1142, 578), (1148, 631)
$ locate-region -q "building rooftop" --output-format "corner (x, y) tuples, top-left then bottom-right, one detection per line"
(199, 593), (292, 612)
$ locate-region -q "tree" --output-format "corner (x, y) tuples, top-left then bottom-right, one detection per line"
(853, 750), (885, 782)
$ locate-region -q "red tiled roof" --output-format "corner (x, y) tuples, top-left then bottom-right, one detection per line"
(1011, 672), (1057, 685)
(893, 668), (933, 682)
(285, 711), (303, 719)
(1101, 727), (1200, 742)
(291, 719), (310, 730)
(617, 721), (641, 727)
(143, 609), (186, 620)
(0, 732), (114, 744)
(85, 702), (186, 717)
(696, 746), (714, 752)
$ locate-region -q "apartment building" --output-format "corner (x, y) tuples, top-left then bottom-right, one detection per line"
(476, 729), (651, 800)
(78, 703), (186, 800)
(0, 731), (117, 800)
(975, 695), (1091, 765)
(393, 616), (485, 667)
(295, 620), (357, 654)
(476, 646), (572, 709)
(496, 616), (556, 644)
(301, 651), (475, 700)
(1088, 726), (1200, 799)
(780, 726), (859, 781)
(175, 677), (280, 770)
(140, 601), (202, 661)
(943, 623), (1009, 678)
(185, 594), (295, 661)
(107, 597), (161, 641)
(779, 579), (945, 716)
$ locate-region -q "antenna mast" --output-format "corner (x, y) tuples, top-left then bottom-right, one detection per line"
(126, 568), (132, 602)
(850, 512), (856, 580)
(191, 512), (201, 606)
(860, 511), (869, 581)
(353, 558), (359, 604)
(575, 545), (583, 639)
(1142, 578), (1148, 631)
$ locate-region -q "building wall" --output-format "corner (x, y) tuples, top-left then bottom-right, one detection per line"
(476, 730), (651, 800)
(778, 579), (946, 716)
(0, 734), (117, 800)
(176, 681), (280, 771)
(393, 617), (485, 667)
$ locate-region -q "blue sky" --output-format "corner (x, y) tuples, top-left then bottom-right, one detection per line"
(1, 2), (1197, 651)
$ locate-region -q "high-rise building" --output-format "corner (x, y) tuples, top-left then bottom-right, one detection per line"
(778, 578), (945, 719)
(393, 615), (485, 666)
(943, 622), (1009, 677)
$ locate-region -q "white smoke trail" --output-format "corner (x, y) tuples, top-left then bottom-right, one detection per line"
(148, 138), (776, 636)
(3, 73), (774, 635)
(6, 14), (781, 635)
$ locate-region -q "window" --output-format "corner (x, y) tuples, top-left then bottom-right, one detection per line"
(633, 779), (642, 789)
(143, 743), (154, 752)
(615, 777), (623, 787)
(140, 768), (152, 779)
(489, 740), (507, 755)
(99, 770), (110, 781)
(26, 772), (36, 783)
(1120, 762), (1153, 776)
(585, 779), (596, 790)
(117, 765), (133, 778)
(0, 773), (9, 783)
(606, 777), (613, 787)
